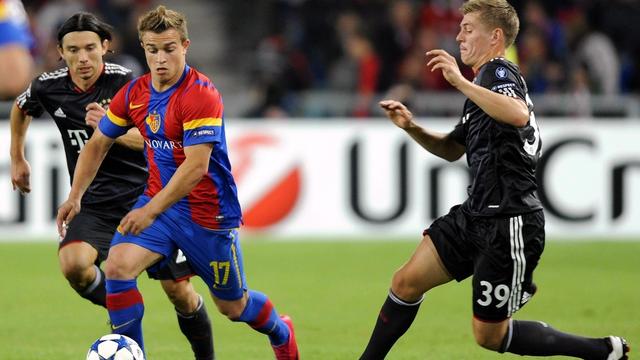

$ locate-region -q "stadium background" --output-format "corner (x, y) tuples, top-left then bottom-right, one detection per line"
(0, 0), (638, 359)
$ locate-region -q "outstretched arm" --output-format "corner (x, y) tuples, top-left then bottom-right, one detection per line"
(117, 143), (213, 235)
(9, 102), (33, 193)
(56, 128), (115, 236)
(426, 49), (529, 127)
(380, 100), (465, 162)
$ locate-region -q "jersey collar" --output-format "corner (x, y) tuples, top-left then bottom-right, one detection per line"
(150, 64), (190, 95)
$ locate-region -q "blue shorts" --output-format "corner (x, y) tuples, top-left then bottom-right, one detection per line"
(0, 21), (34, 49)
(111, 195), (247, 300)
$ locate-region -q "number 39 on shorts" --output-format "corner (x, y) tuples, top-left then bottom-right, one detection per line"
(477, 280), (511, 308)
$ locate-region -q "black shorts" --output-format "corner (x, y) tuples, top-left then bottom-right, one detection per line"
(425, 205), (545, 322)
(59, 210), (195, 281)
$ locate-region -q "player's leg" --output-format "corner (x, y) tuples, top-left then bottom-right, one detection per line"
(0, 19), (33, 100)
(472, 211), (629, 359)
(181, 227), (298, 359)
(58, 212), (112, 307)
(152, 251), (215, 360)
(104, 239), (166, 353)
(478, 318), (629, 359)
(360, 205), (472, 360)
(0, 7), (34, 99)
(0, 45), (32, 98)
(359, 234), (453, 360)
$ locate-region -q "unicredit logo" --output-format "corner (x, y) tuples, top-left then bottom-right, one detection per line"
(230, 133), (302, 230)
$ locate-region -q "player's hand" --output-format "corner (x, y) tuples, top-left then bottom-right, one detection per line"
(118, 206), (157, 236)
(380, 100), (415, 129)
(56, 199), (81, 238)
(426, 49), (465, 88)
(85, 102), (106, 129)
(10, 157), (31, 194)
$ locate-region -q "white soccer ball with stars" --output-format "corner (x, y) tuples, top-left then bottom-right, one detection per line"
(86, 334), (145, 360)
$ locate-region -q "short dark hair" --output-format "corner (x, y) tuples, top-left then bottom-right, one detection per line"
(57, 12), (113, 45)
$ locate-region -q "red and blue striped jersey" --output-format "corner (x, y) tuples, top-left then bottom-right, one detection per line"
(99, 65), (242, 229)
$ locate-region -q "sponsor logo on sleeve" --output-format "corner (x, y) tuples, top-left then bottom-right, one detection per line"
(495, 66), (508, 79)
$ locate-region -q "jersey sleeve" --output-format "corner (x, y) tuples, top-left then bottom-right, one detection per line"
(449, 118), (466, 145)
(15, 79), (44, 117)
(479, 62), (526, 102)
(98, 81), (132, 138)
(181, 83), (224, 147)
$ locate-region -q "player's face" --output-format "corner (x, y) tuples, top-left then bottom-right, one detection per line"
(456, 12), (494, 70)
(59, 31), (107, 82)
(140, 29), (190, 90)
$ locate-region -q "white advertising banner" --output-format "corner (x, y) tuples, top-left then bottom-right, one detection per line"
(1, 119), (639, 241)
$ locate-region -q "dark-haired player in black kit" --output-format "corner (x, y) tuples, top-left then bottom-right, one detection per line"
(9, 13), (216, 360)
(360, 1), (629, 359)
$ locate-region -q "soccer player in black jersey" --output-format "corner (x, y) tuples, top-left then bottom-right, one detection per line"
(9, 13), (216, 360)
(360, 1), (629, 359)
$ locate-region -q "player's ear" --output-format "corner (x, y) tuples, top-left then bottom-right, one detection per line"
(56, 44), (64, 60)
(101, 39), (110, 55)
(492, 28), (502, 46)
(182, 38), (190, 53)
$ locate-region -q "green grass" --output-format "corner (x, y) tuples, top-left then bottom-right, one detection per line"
(0, 239), (638, 359)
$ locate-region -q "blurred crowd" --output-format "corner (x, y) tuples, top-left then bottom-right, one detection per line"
(12, 0), (640, 118)
(244, 0), (640, 117)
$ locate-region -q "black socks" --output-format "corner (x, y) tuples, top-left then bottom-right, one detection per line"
(360, 291), (424, 360)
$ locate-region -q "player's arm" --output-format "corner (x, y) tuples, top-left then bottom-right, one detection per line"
(455, 79), (528, 127)
(114, 128), (144, 151)
(426, 49), (529, 127)
(9, 102), (33, 193)
(56, 128), (115, 236)
(380, 100), (465, 162)
(119, 143), (213, 235)
(85, 102), (144, 151)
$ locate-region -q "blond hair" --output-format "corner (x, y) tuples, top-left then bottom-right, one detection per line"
(137, 5), (188, 42)
(461, 0), (519, 48)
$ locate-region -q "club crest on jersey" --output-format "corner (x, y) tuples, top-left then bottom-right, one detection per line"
(146, 111), (162, 133)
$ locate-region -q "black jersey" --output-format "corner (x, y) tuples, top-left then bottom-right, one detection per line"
(16, 63), (147, 219)
(449, 57), (542, 216)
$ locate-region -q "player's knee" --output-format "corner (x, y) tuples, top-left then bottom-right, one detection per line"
(59, 261), (92, 286)
(213, 297), (247, 320)
(219, 303), (245, 320)
(390, 269), (423, 301)
(161, 280), (198, 313)
(104, 258), (134, 280)
(472, 327), (504, 351)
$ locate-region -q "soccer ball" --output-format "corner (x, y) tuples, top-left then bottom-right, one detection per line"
(86, 334), (145, 360)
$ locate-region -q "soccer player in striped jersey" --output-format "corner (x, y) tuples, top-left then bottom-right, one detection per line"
(10, 13), (215, 360)
(360, 1), (629, 359)
(56, 6), (299, 359)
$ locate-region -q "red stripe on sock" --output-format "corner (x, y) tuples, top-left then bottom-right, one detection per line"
(250, 299), (274, 329)
(107, 288), (143, 311)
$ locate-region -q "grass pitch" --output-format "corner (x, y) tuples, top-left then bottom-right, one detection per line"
(0, 239), (638, 359)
